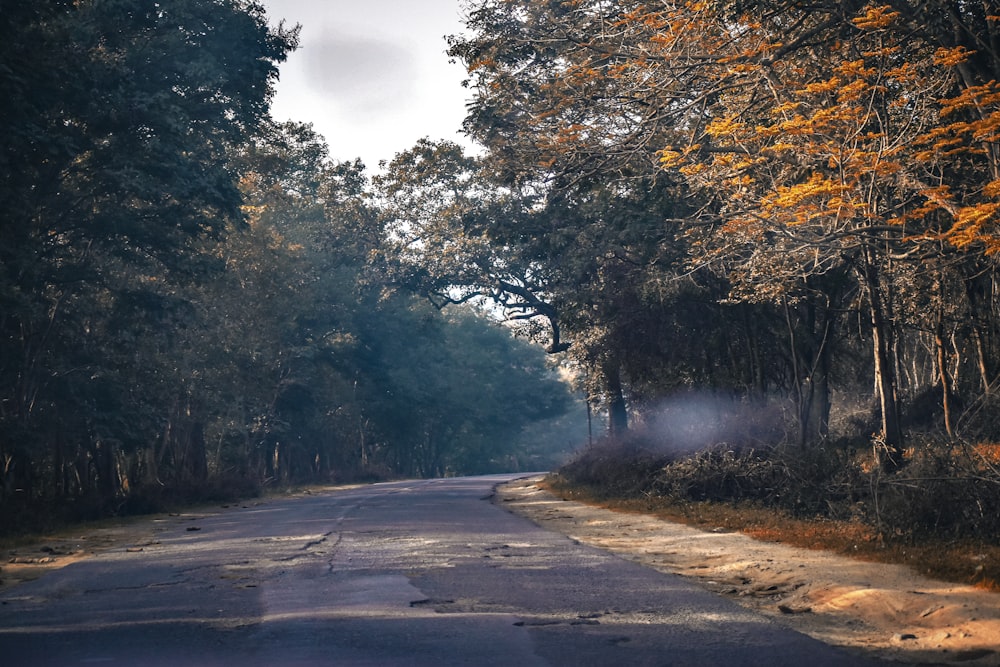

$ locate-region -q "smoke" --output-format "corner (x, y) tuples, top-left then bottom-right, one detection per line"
(639, 391), (785, 455)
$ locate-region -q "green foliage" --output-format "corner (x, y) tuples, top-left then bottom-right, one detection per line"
(0, 3), (580, 534)
(350, 299), (575, 477)
(0, 0), (297, 527)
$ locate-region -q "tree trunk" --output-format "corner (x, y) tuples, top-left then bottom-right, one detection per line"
(54, 426), (67, 498)
(785, 299), (832, 447)
(94, 439), (120, 507)
(803, 358), (831, 444)
(971, 325), (992, 394)
(743, 308), (766, 398)
(934, 311), (954, 437)
(860, 252), (904, 467)
(188, 421), (208, 482)
(602, 358), (629, 436)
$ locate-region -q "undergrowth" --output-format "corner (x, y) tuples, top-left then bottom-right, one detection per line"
(551, 434), (1000, 591)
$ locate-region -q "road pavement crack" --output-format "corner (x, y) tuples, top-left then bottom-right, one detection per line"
(301, 532), (333, 551)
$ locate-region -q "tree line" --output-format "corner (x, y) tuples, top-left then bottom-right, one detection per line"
(0, 0), (578, 532)
(6, 0), (1000, 534)
(383, 0), (1000, 470)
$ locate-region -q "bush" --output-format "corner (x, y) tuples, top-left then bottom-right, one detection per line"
(555, 433), (669, 499)
(555, 430), (1000, 545)
(650, 446), (786, 504)
(868, 439), (1000, 541)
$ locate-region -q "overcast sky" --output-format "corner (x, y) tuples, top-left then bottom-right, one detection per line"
(260, 0), (473, 171)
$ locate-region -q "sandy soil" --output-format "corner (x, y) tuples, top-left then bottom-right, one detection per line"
(496, 476), (1000, 666)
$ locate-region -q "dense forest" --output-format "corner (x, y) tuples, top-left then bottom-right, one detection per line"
(0, 0), (581, 533)
(5, 0), (1000, 544)
(435, 0), (1000, 544)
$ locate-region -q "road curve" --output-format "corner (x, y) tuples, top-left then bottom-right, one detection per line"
(0, 475), (878, 666)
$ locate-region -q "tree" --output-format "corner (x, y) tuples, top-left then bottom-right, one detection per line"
(445, 2), (756, 434)
(449, 0), (1000, 457)
(0, 0), (297, 519)
(217, 125), (578, 482)
(652, 2), (1000, 458)
(375, 139), (573, 351)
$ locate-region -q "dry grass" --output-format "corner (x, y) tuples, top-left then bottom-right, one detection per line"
(542, 475), (1000, 592)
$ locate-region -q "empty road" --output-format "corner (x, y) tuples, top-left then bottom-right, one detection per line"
(0, 475), (876, 666)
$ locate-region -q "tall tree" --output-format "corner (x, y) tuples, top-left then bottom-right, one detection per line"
(0, 0), (297, 516)
(449, 0), (1000, 455)
(654, 2), (1000, 458)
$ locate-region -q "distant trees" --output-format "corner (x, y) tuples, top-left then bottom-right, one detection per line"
(211, 139), (569, 482)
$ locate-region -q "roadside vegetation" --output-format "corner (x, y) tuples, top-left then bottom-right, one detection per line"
(0, 2), (580, 536)
(549, 428), (1000, 590)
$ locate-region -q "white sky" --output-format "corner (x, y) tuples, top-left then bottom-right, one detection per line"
(260, 0), (474, 171)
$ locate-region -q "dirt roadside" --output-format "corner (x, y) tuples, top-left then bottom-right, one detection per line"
(496, 476), (1000, 666)
(0, 506), (239, 592)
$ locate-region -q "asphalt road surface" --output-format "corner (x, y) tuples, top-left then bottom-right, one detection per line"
(0, 475), (878, 666)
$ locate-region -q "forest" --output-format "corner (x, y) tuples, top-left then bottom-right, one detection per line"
(432, 0), (1000, 547)
(0, 0), (581, 533)
(4, 0), (1000, 548)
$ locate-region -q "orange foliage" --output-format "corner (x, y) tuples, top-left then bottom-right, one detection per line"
(646, 1), (1000, 256)
(933, 45), (975, 67)
(851, 5), (900, 30)
(972, 443), (1000, 465)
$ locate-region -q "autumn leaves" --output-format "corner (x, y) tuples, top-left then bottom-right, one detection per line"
(448, 1), (1000, 452)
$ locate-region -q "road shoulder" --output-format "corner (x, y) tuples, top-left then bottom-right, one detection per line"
(496, 476), (1000, 666)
